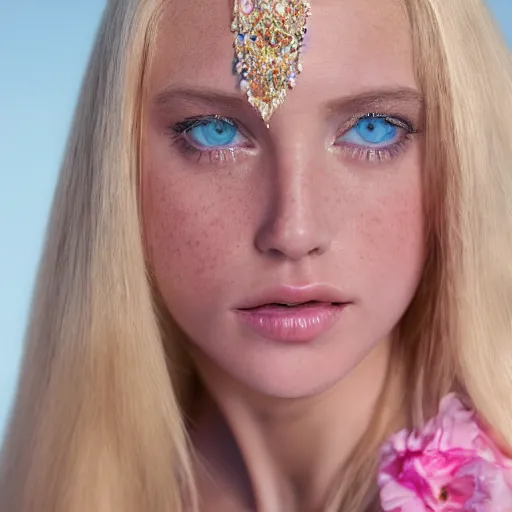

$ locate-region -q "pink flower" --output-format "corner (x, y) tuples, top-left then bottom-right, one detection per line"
(378, 393), (512, 511)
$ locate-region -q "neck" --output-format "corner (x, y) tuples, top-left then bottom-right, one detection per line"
(191, 340), (397, 512)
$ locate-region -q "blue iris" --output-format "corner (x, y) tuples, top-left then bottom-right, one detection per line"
(342, 116), (398, 146)
(188, 119), (238, 147)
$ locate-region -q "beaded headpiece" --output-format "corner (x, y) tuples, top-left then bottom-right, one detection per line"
(231, 0), (311, 126)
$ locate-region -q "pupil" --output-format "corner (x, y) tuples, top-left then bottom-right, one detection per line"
(214, 122), (224, 134)
(367, 122), (375, 132)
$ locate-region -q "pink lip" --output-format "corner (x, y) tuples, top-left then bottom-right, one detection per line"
(235, 285), (349, 343)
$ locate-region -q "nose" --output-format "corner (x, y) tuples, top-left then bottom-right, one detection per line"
(254, 153), (332, 261)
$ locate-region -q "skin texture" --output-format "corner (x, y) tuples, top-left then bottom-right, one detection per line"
(142, 0), (425, 509)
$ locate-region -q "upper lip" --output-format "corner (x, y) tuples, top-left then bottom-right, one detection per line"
(236, 284), (350, 310)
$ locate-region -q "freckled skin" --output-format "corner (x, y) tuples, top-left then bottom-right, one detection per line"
(142, 0), (425, 399)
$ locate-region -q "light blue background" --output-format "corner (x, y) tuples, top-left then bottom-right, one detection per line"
(1, 1), (511, 436)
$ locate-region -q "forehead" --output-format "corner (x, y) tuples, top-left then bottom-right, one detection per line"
(150, 0), (415, 105)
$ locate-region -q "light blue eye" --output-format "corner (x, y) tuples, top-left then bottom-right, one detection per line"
(339, 116), (399, 146)
(188, 119), (239, 148)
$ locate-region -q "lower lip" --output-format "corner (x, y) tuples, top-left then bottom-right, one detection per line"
(235, 303), (346, 343)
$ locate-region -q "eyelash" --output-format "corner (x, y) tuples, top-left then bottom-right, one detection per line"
(170, 115), (251, 165)
(170, 113), (418, 165)
(334, 113), (418, 164)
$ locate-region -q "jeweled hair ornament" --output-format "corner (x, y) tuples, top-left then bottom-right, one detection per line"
(231, 0), (311, 126)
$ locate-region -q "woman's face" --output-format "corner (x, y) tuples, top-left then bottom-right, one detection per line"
(143, 0), (425, 398)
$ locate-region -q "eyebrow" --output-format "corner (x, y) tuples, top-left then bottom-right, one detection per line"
(153, 85), (424, 114)
(325, 87), (424, 115)
(154, 86), (249, 111)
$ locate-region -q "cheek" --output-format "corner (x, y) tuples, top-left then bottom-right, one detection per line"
(142, 159), (250, 307)
(354, 169), (425, 321)
(365, 188), (423, 266)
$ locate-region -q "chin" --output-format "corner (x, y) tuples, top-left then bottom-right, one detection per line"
(200, 333), (383, 401)
(241, 372), (347, 400)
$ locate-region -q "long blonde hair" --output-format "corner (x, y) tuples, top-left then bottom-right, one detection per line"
(1, 0), (511, 510)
